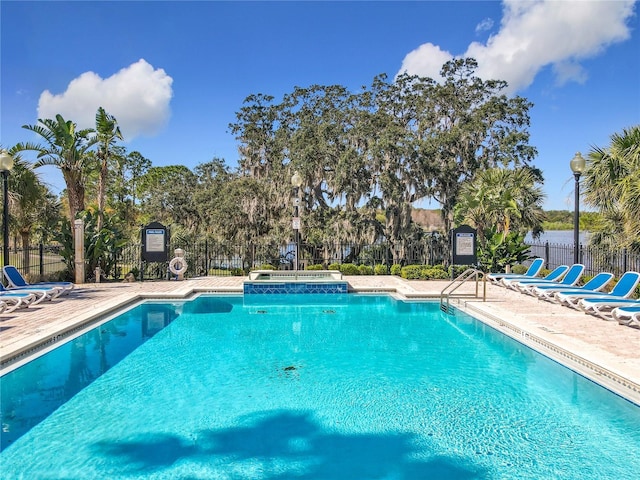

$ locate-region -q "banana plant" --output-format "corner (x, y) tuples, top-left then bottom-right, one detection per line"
(54, 210), (128, 281)
(478, 226), (532, 273)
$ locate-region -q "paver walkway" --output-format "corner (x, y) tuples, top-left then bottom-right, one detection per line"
(1, 275), (639, 404)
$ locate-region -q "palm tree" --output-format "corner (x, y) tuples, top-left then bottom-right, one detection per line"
(15, 114), (96, 222)
(453, 166), (544, 272)
(94, 107), (123, 231)
(583, 125), (640, 250)
(454, 166), (546, 241)
(3, 153), (56, 273)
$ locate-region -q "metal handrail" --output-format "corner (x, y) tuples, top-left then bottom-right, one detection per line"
(440, 268), (486, 313)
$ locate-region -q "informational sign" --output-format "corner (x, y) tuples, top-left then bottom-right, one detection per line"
(145, 229), (166, 253)
(455, 233), (475, 256)
(451, 224), (477, 266)
(141, 222), (168, 262)
(292, 217), (301, 230)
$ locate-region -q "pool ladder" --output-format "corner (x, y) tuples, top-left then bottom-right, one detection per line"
(440, 268), (486, 314)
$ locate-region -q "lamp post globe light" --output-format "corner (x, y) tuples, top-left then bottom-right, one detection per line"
(570, 152), (586, 265)
(291, 171), (303, 271)
(0, 150), (15, 268)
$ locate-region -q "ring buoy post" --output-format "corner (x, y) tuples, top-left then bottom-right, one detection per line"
(169, 248), (187, 280)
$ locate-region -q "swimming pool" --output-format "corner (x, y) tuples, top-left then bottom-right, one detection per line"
(1, 293), (639, 478)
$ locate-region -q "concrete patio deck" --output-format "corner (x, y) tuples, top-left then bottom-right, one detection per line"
(1, 275), (639, 404)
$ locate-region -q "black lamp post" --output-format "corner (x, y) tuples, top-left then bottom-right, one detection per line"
(0, 150), (15, 268)
(291, 171), (302, 271)
(570, 152), (586, 264)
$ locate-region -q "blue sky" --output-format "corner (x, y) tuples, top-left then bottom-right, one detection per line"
(1, 1), (638, 211)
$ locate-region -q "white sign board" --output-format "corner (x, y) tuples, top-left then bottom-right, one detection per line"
(292, 217), (301, 230)
(145, 229), (166, 253)
(455, 233), (474, 256)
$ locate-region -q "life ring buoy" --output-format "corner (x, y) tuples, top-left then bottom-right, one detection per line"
(169, 256), (188, 276)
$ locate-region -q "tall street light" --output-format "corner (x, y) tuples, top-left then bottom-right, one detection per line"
(291, 171), (302, 271)
(570, 152), (586, 265)
(0, 150), (15, 268)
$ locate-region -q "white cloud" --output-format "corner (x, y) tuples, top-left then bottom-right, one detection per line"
(475, 17), (494, 35)
(397, 43), (453, 82)
(37, 59), (173, 140)
(398, 0), (636, 94)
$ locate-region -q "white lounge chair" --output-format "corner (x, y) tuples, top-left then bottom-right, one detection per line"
(515, 264), (584, 295)
(531, 272), (614, 302)
(555, 271), (640, 309)
(487, 258), (544, 284)
(0, 291), (37, 312)
(3, 265), (74, 295)
(611, 305), (640, 327)
(0, 282), (61, 303)
(502, 265), (568, 290)
(578, 296), (640, 320)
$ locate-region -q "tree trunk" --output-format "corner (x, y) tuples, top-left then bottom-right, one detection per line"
(63, 171), (85, 223)
(20, 231), (30, 274)
(97, 160), (108, 231)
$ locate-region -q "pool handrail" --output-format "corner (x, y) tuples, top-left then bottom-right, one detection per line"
(440, 268), (486, 314)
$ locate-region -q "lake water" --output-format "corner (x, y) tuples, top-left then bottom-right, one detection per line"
(525, 230), (590, 245)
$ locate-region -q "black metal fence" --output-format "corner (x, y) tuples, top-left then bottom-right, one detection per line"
(117, 240), (451, 281)
(528, 242), (640, 278)
(5, 240), (640, 282)
(2, 244), (67, 281)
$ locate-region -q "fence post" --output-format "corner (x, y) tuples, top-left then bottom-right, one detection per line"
(623, 248), (628, 274)
(204, 240), (209, 276)
(74, 219), (85, 284)
(579, 243), (583, 264)
(39, 243), (44, 278)
(544, 242), (550, 269)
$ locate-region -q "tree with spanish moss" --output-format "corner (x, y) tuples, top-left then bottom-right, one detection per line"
(419, 58), (537, 233)
(228, 58), (538, 264)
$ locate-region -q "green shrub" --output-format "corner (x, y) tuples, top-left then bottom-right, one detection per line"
(374, 264), (388, 275)
(340, 263), (360, 275)
(423, 265), (449, 279)
(231, 268), (245, 276)
(400, 265), (423, 279)
(511, 264), (528, 275)
(305, 264), (324, 270)
(328, 262), (341, 271)
(390, 264), (402, 276)
(358, 265), (374, 275)
(537, 268), (551, 278)
(258, 263), (276, 270)
(448, 264), (468, 279)
(400, 264), (450, 280)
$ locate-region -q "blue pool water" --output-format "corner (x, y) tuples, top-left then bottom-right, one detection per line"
(1, 294), (639, 479)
